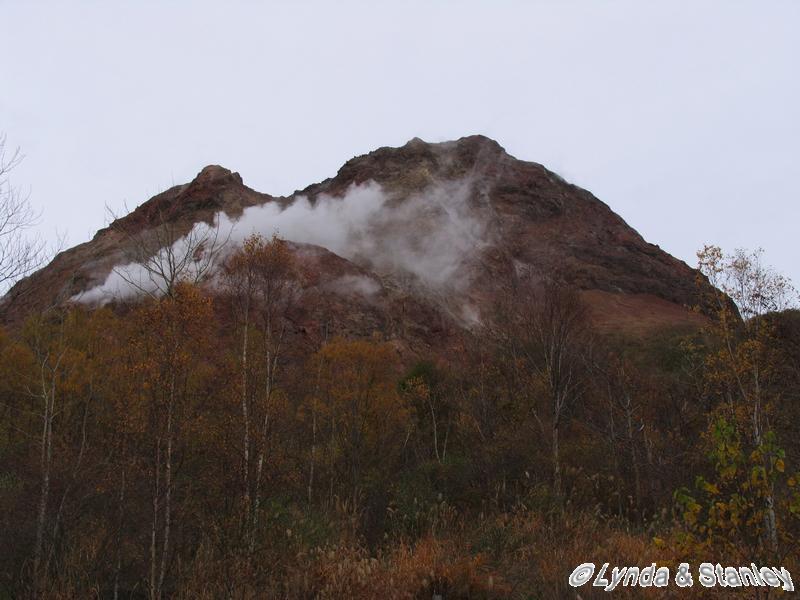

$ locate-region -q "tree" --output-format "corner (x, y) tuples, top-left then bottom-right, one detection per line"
(304, 338), (409, 510)
(124, 283), (214, 600)
(400, 361), (455, 465)
(0, 134), (46, 292)
(677, 246), (800, 560)
(594, 354), (648, 517)
(489, 279), (591, 502)
(5, 307), (101, 593)
(109, 206), (227, 299)
(222, 233), (299, 550)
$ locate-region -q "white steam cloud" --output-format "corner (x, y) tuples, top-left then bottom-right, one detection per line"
(74, 178), (490, 304)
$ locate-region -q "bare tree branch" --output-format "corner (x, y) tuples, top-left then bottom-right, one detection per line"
(108, 205), (229, 300)
(0, 134), (47, 291)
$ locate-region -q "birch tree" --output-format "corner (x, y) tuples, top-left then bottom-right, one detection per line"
(0, 134), (46, 292)
(222, 233), (299, 550)
(108, 204), (227, 300)
(490, 279), (591, 502)
(688, 246), (798, 556)
(302, 339), (409, 510)
(126, 283), (213, 600)
(15, 308), (96, 592)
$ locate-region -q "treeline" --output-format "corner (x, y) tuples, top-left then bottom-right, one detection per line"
(0, 237), (799, 599)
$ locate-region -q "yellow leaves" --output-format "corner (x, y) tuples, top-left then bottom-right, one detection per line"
(683, 507), (699, 526)
(305, 337), (409, 482)
(224, 233), (299, 293)
(402, 376), (431, 404)
(0, 331), (35, 395)
(679, 412), (798, 561)
(131, 283), (214, 364)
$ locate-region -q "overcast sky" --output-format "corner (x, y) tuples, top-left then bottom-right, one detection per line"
(2, 1), (798, 287)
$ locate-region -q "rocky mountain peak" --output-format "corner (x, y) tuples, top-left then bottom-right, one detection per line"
(193, 164), (242, 185)
(2, 136), (710, 342)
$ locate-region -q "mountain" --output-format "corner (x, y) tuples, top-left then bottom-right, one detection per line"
(1, 135), (708, 349)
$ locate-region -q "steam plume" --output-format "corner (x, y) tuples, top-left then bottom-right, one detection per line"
(75, 177), (489, 303)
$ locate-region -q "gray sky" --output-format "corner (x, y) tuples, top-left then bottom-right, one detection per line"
(2, 1), (798, 287)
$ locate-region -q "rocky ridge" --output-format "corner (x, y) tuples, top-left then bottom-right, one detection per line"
(1, 135), (709, 352)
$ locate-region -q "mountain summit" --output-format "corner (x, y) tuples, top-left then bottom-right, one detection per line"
(2, 135), (707, 345)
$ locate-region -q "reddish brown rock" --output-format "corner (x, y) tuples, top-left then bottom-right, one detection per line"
(1, 135), (712, 346)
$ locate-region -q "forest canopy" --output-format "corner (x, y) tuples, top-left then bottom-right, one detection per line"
(0, 234), (798, 598)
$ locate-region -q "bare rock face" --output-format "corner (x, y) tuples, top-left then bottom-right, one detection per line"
(1, 135), (709, 347)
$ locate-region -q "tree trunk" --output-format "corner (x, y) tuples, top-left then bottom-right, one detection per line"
(113, 466), (126, 600)
(150, 438), (161, 600)
(429, 395), (441, 463)
(624, 397), (641, 513)
(33, 364), (56, 585)
(158, 377), (175, 597)
(240, 299), (251, 533)
(552, 419), (561, 500)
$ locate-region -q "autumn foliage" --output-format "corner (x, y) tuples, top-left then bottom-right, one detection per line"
(0, 239), (799, 598)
